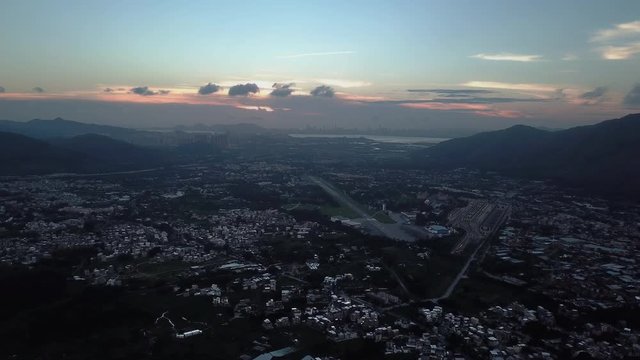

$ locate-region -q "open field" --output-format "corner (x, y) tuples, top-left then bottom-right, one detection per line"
(373, 211), (395, 224)
(309, 175), (429, 241)
(320, 204), (359, 218)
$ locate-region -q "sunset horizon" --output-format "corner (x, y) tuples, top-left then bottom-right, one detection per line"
(1, 0), (639, 131)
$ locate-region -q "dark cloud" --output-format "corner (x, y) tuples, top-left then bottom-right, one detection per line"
(198, 82), (221, 95)
(0, 86), (4, 93)
(623, 84), (640, 107)
(103, 88), (114, 93)
(310, 85), (334, 97)
(131, 86), (155, 96)
(407, 89), (495, 95)
(228, 83), (260, 96)
(130, 86), (169, 96)
(371, 97), (547, 105)
(453, 97), (547, 104)
(33, 87), (45, 93)
(270, 83), (294, 97)
(435, 93), (478, 98)
(553, 89), (566, 100)
(580, 86), (607, 99)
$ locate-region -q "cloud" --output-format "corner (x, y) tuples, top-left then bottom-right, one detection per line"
(198, 82), (221, 95)
(463, 81), (558, 92)
(591, 20), (640, 42)
(33, 87), (45, 93)
(441, 97), (544, 104)
(103, 88), (114, 93)
(471, 53), (542, 62)
(236, 105), (275, 112)
(228, 83), (259, 96)
(473, 110), (524, 118)
(131, 86), (154, 96)
(130, 86), (170, 96)
(338, 94), (387, 102)
(400, 102), (489, 111)
(0, 86), (4, 93)
(623, 83), (640, 107)
(598, 43), (640, 60)
(407, 89), (495, 96)
(553, 88), (566, 100)
(562, 54), (578, 61)
(370, 97), (546, 106)
(580, 86), (608, 99)
(270, 83), (294, 97)
(310, 85), (335, 97)
(591, 20), (640, 60)
(315, 78), (371, 88)
(398, 102), (524, 118)
(0, 91), (606, 131)
(277, 51), (355, 59)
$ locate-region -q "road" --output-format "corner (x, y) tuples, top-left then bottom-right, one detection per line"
(434, 236), (485, 300)
(434, 204), (510, 300)
(383, 263), (412, 297)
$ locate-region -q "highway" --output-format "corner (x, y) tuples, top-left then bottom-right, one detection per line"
(434, 203), (511, 300)
(434, 236), (484, 300)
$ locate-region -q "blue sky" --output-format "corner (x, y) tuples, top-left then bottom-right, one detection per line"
(1, 0), (639, 130)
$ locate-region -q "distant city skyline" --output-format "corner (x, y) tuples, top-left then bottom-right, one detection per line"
(1, 0), (639, 130)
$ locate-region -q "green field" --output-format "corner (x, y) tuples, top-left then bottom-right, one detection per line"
(319, 204), (359, 218)
(373, 212), (395, 224)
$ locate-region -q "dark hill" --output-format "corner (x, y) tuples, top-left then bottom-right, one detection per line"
(418, 113), (640, 197)
(50, 134), (164, 167)
(0, 132), (169, 176)
(0, 132), (89, 175)
(422, 124), (552, 175)
(0, 117), (140, 139)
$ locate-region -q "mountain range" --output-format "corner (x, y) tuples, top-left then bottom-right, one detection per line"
(0, 118), (141, 140)
(418, 113), (640, 198)
(0, 118), (273, 144)
(1, 114), (640, 199)
(0, 131), (166, 175)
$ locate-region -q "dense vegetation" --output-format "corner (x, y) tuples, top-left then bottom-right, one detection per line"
(416, 113), (640, 198)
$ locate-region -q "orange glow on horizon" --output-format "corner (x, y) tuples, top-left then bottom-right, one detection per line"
(474, 109), (524, 118)
(235, 105), (275, 112)
(399, 102), (490, 111)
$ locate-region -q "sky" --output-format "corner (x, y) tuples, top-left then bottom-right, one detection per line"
(1, 0), (639, 131)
